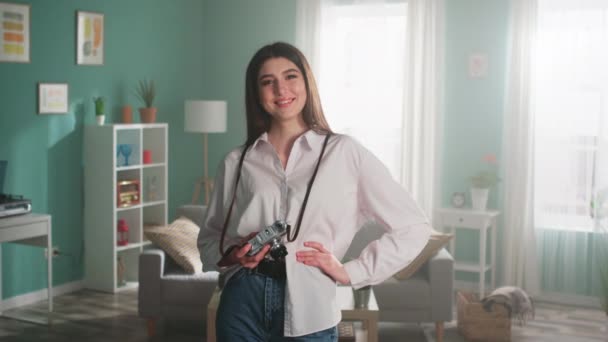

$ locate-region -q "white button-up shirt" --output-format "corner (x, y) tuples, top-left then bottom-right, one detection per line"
(198, 130), (431, 337)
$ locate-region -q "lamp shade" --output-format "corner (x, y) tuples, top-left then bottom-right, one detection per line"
(184, 100), (227, 133)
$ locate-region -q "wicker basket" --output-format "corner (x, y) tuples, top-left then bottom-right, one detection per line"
(457, 291), (511, 342)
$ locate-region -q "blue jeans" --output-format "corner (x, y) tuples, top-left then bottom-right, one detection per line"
(216, 268), (337, 342)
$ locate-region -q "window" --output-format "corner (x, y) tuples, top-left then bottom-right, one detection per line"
(318, 1), (407, 180)
(534, 0), (608, 232)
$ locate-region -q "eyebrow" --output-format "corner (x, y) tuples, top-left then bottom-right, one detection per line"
(258, 68), (301, 80)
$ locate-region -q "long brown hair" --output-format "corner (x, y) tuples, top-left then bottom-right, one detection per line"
(244, 42), (332, 145)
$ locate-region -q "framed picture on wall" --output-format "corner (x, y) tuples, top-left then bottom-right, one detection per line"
(76, 11), (104, 65)
(38, 83), (69, 114)
(0, 2), (30, 63)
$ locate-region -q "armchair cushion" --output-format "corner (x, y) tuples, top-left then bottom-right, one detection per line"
(393, 229), (452, 280)
(144, 216), (202, 274)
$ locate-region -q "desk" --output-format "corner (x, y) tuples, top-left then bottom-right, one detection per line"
(0, 213), (52, 324)
(206, 286), (379, 342)
(435, 208), (499, 296)
(338, 286), (379, 342)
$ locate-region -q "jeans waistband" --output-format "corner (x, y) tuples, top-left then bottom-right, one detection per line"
(252, 259), (286, 280)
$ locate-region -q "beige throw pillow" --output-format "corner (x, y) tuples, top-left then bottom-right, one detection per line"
(393, 229), (453, 280)
(144, 216), (202, 274)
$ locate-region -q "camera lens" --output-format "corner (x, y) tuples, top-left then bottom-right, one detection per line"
(270, 244), (288, 260)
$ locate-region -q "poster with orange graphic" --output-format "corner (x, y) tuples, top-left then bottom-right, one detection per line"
(0, 2), (30, 63)
(76, 11), (103, 65)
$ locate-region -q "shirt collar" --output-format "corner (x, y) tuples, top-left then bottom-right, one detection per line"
(251, 132), (270, 150)
(300, 129), (326, 152)
(251, 129), (327, 152)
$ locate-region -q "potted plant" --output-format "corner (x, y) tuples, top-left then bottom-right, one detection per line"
(135, 79), (156, 123)
(469, 154), (500, 210)
(94, 97), (105, 125)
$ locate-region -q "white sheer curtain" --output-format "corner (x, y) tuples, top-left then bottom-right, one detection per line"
(295, 0), (443, 216)
(295, 0), (321, 76)
(534, 0), (608, 233)
(533, 0), (608, 298)
(502, 0), (540, 294)
(401, 0), (443, 216)
(506, 0), (608, 298)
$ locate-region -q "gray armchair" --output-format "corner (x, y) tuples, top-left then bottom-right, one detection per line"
(344, 222), (454, 342)
(138, 206), (453, 341)
(138, 205), (219, 337)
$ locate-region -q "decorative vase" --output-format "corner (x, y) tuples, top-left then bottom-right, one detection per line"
(122, 105), (133, 123)
(471, 187), (489, 211)
(139, 107), (157, 123)
(96, 115), (105, 126)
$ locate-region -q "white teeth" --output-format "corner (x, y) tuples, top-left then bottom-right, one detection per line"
(277, 99), (293, 105)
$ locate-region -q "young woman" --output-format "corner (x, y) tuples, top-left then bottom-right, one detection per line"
(197, 42), (431, 341)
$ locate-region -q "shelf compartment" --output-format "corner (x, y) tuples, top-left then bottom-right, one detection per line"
(142, 167), (166, 203)
(116, 129), (141, 167)
(116, 169), (141, 208)
(116, 248), (139, 290)
(116, 209), (142, 244)
(142, 127), (166, 165)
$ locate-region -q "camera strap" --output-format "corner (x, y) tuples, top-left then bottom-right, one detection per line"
(219, 133), (331, 257)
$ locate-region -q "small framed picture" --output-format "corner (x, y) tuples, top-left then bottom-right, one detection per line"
(76, 11), (104, 65)
(38, 83), (69, 114)
(0, 2), (31, 63)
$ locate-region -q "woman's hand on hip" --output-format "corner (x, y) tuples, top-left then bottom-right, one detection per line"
(296, 241), (351, 285)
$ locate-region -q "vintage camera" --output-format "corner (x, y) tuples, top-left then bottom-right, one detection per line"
(246, 220), (290, 260)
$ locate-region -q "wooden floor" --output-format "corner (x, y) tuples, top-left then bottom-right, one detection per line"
(0, 288), (605, 342)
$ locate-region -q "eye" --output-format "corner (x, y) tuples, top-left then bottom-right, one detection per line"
(286, 73), (299, 80)
(260, 79), (274, 87)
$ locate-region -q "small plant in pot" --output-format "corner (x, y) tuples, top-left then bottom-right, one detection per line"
(93, 97), (105, 125)
(135, 79), (156, 123)
(470, 154), (501, 211)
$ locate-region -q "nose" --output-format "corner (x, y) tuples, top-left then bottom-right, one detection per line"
(274, 79), (286, 95)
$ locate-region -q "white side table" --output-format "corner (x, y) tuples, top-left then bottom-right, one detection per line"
(434, 208), (499, 296)
(0, 213), (53, 324)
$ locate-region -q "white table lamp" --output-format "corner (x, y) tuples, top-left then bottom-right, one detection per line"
(185, 100), (227, 205)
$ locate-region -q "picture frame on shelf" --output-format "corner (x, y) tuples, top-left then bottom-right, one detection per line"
(76, 11), (104, 65)
(37, 83), (69, 114)
(0, 2), (30, 63)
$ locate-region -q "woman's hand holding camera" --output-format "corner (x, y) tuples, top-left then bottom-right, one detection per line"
(218, 233), (271, 269)
(296, 241), (351, 285)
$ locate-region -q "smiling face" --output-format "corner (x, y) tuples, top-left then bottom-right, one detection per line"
(257, 57), (307, 126)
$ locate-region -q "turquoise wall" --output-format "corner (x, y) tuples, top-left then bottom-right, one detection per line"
(2, 0), (510, 299)
(0, 0), (205, 298)
(0, 0), (298, 300)
(442, 0), (509, 284)
(3, 0), (590, 301)
(200, 0), (297, 167)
